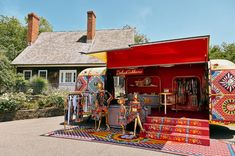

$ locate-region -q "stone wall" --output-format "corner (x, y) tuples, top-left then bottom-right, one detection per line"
(0, 107), (64, 122)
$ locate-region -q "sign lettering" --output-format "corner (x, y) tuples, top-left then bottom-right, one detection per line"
(116, 69), (143, 76)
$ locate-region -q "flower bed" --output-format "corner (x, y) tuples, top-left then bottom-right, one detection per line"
(0, 90), (67, 122)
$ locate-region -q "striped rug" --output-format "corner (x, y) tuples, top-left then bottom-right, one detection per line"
(43, 126), (235, 156)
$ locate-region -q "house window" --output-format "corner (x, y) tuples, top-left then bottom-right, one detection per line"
(38, 70), (47, 79)
(65, 73), (73, 82)
(23, 70), (32, 80)
(59, 70), (77, 83)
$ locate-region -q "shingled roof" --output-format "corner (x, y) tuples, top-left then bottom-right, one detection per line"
(12, 28), (134, 66)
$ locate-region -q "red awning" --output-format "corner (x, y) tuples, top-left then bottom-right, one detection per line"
(107, 36), (209, 69)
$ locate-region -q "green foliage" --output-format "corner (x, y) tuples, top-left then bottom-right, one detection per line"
(0, 90), (65, 112)
(14, 73), (29, 92)
(134, 33), (149, 44)
(0, 15), (52, 61)
(29, 76), (48, 95)
(0, 54), (15, 93)
(0, 15), (53, 61)
(37, 98), (48, 108)
(38, 94), (64, 109)
(0, 15), (53, 93)
(25, 16), (53, 33)
(209, 43), (235, 63)
(0, 15), (27, 92)
(123, 25), (149, 44)
(0, 15), (27, 61)
(0, 99), (19, 112)
(0, 92), (26, 112)
(39, 17), (53, 33)
(38, 90), (65, 109)
(46, 94), (64, 108)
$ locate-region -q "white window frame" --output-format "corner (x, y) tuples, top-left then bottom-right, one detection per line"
(23, 70), (32, 80)
(59, 70), (77, 84)
(38, 70), (48, 79)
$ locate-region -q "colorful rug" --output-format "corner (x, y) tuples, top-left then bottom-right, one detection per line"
(42, 127), (235, 156)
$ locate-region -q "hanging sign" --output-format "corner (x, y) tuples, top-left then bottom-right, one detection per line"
(116, 68), (143, 76)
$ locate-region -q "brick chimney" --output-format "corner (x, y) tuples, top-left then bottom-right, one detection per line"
(27, 13), (39, 45)
(87, 11), (96, 42)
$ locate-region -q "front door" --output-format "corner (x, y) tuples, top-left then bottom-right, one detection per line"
(209, 69), (235, 122)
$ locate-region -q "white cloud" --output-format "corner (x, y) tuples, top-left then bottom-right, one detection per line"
(132, 6), (153, 31)
(139, 7), (152, 20)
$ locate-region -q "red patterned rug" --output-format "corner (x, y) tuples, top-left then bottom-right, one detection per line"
(42, 126), (235, 156)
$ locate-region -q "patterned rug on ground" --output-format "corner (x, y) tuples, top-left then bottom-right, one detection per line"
(42, 126), (235, 156)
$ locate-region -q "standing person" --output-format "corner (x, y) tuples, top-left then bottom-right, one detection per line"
(93, 82), (113, 131)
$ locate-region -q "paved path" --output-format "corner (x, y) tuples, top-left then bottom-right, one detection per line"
(0, 116), (176, 156)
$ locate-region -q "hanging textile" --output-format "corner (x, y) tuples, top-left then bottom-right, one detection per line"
(72, 95), (77, 120)
(67, 95), (72, 125)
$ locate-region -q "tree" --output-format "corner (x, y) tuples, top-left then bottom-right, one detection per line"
(209, 45), (225, 60)
(0, 53), (15, 93)
(25, 16), (53, 33)
(39, 17), (53, 33)
(123, 25), (149, 44)
(222, 43), (235, 63)
(0, 15), (27, 61)
(209, 43), (235, 63)
(0, 15), (53, 61)
(0, 15), (53, 93)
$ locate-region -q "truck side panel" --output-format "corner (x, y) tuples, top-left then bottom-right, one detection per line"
(210, 69), (235, 122)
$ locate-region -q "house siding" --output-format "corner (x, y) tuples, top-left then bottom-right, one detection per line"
(17, 66), (92, 90)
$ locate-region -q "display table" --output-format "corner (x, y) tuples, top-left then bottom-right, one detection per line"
(140, 94), (159, 106)
(160, 92), (176, 115)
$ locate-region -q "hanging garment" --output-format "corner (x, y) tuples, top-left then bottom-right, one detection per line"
(88, 93), (92, 112)
(67, 95), (72, 125)
(194, 80), (198, 95)
(118, 105), (127, 126)
(83, 93), (86, 111)
(77, 95), (80, 113)
(126, 101), (142, 124)
(77, 94), (84, 119)
(178, 81), (183, 96)
(186, 81), (189, 92)
(72, 95), (77, 120)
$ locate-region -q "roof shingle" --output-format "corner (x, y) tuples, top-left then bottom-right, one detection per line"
(12, 28), (134, 65)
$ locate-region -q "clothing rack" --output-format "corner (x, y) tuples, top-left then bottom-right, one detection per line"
(65, 91), (96, 126)
(175, 78), (199, 106)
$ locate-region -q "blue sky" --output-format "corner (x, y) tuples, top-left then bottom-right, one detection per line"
(0, 0), (235, 45)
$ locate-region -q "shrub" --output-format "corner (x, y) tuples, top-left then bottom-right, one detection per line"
(38, 97), (48, 108)
(29, 76), (48, 95)
(38, 90), (66, 109)
(47, 94), (64, 108)
(14, 73), (29, 92)
(0, 99), (19, 112)
(0, 92), (26, 112)
(0, 89), (66, 112)
(21, 101), (38, 110)
(0, 54), (15, 93)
